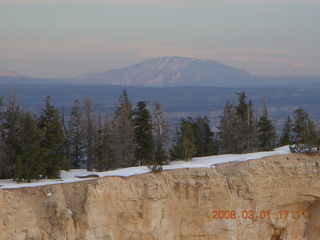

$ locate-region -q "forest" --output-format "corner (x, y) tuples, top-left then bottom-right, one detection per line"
(0, 90), (318, 182)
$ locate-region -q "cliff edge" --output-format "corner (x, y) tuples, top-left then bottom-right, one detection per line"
(1, 153), (320, 240)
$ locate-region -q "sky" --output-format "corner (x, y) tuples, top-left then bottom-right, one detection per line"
(1, 0), (320, 78)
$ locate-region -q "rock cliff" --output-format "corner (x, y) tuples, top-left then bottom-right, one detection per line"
(1, 153), (320, 240)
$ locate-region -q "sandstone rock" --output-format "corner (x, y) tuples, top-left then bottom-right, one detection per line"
(1, 153), (320, 240)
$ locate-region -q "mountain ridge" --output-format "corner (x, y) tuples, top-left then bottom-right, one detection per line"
(77, 56), (251, 86)
(2, 57), (320, 87)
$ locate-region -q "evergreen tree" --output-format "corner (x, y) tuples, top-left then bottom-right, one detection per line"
(219, 100), (238, 154)
(68, 99), (86, 168)
(13, 111), (45, 182)
(180, 117), (197, 159)
(133, 101), (154, 166)
(257, 97), (276, 151)
(0, 95), (11, 178)
(152, 102), (170, 165)
(3, 92), (20, 161)
(170, 117), (196, 160)
(1, 91), (21, 178)
(292, 108), (310, 144)
(235, 91), (257, 153)
(38, 96), (66, 179)
(111, 90), (136, 168)
(280, 115), (293, 146)
(170, 124), (182, 160)
(0, 96), (4, 123)
(91, 114), (114, 171)
(305, 120), (319, 149)
(219, 92), (258, 154)
(290, 108), (319, 153)
(194, 116), (217, 156)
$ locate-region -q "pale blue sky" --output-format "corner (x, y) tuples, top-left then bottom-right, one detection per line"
(1, 0), (319, 78)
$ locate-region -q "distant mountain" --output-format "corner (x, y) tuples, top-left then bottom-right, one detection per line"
(77, 57), (251, 86)
(2, 57), (319, 87)
(0, 70), (24, 77)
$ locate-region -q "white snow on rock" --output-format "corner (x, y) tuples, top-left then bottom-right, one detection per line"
(0, 146), (290, 189)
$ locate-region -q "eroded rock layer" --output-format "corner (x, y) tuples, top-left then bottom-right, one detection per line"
(1, 153), (320, 240)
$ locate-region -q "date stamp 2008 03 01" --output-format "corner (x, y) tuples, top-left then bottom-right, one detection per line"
(212, 210), (307, 220)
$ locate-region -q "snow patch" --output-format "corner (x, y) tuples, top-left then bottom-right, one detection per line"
(0, 146), (290, 189)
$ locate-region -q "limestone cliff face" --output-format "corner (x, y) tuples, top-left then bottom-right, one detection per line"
(1, 153), (320, 240)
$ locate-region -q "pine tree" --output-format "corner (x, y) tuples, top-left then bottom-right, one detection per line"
(0, 95), (11, 178)
(290, 108), (319, 153)
(280, 115), (293, 146)
(38, 96), (66, 179)
(14, 111), (45, 182)
(3, 92), (20, 161)
(170, 117), (196, 160)
(306, 120), (318, 146)
(170, 124), (182, 160)
(91, 114), (114, 171)
(1, 91), (22, 178)
(219, 92), (258, 154)
(111, 90), (136, 168)
(219, 100), (238, 154)
(133, 101), (154, 166)
(292, 108), (310, 144)
(235, 91), (257, 153)
(194, 116), (217, 156)
(257, 97), (276, 151)
(68, 99), (86, 168)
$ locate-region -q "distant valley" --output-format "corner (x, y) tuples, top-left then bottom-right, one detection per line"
(0, 84), (318, 132)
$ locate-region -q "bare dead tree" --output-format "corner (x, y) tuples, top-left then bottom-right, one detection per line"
(153, 102), (170, 164)
(83, 98), (95, 171)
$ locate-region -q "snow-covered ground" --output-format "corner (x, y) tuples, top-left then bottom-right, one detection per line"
(0, 146), (290, 189)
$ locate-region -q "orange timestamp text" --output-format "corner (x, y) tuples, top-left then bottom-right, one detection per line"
(212, 210), (307, 220)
